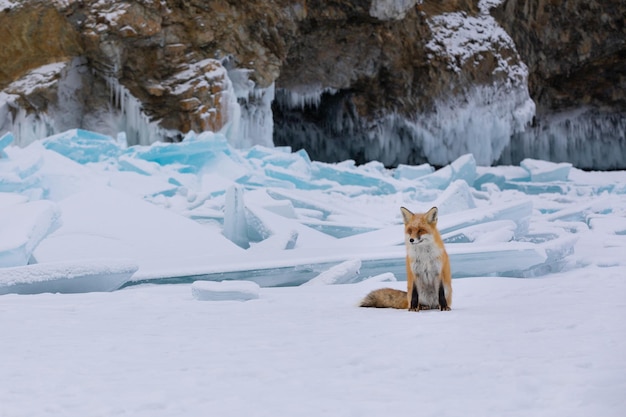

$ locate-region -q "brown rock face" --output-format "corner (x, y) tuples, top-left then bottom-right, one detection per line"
(1, 0), (281, 145)
(492, 0), (626, 168)
(493, 0), (625, 111)
(0, 0), (624, 168)
(273, 0), (534, 166)
(0, 4), (82, 87)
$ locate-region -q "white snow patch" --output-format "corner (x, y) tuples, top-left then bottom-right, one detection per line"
(0, 259), (137, 294)
(0, 271), (624, 416)
(5, 63), (66, 96)
(0, 200), (61, 267)
(303, 258), (362, 285)
(191, 280), (260, 301)
(369, 0), (421, 20)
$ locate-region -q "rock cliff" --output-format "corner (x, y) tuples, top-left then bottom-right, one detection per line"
(492, 0), (626, 168)
(0, 0), (624, 168)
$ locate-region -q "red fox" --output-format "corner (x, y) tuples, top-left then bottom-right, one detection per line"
(360, 206), (452, 311)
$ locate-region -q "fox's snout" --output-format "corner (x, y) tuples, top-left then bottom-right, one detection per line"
(408, 235), (426, 244)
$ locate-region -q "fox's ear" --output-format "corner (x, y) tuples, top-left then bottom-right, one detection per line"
(426, 207), (438, 224)
(400, 207), (413, 224)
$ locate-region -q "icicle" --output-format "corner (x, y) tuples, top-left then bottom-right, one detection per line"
(499, 109), (626, 170)
(275, 88), (338, 110)
(221, 64), (277, 149)
(104, 76), (165, 146)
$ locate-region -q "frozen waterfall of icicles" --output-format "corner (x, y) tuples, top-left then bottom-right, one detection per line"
(0, 57), (275, 151)
(499, 109), (626, 170)
(0, 54), (624, 170)
(106, 76), (164, 147)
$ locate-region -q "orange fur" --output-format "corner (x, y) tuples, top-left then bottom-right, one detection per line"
(359, 288), (408, 309)
(360, 206), (452, 311)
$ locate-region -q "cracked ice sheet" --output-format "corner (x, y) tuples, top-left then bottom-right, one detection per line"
(0, 128), (625, 291)
(32, 185), (244, 279)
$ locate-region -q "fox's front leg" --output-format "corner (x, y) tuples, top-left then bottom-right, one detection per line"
(409, 281), (420, 312)
(438, 282), (451, 311)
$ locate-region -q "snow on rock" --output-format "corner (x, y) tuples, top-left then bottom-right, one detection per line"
(191, 280), (260, 301)
(0, 60), (86, 148)
(422, 10), (535, 166)
(369, 0), (421, 20)
(0, 259), (137, 295)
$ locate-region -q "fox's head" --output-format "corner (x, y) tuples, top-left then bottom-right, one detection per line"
(400, 206), (439, 245)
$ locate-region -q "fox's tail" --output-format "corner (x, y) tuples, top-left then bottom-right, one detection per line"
(360, 288), (408, 309)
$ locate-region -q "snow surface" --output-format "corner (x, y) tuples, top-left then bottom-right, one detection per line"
(1, 271), (624, 416)
(0, 259), (137, 295)
(191, 279), (259, 301)
(0, 127), (625, 415)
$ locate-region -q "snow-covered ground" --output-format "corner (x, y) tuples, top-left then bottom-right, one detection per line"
(1, 128), (625, 416)
(2, 271), (624, 416)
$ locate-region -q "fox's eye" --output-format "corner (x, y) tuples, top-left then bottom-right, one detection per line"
(418, 228), (426, 235)
(406, 228), (413, 235)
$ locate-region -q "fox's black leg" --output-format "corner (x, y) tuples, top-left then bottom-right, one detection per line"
(438, 283), (450, 311)
(410, 282), (419, 311)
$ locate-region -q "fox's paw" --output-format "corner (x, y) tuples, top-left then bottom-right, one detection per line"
(440, 306), (451, 311)
(408, 307), (420, 312)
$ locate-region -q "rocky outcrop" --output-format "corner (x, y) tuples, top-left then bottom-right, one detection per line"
(493, 0), (625, 112)
(0, 0), (278, 146)
(0, 0), (624, 168)
(273, 0), (534, 166)
(492, 0), (626, 169)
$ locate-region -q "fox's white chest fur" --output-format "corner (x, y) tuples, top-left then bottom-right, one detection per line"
(407, 236), (443, 308)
